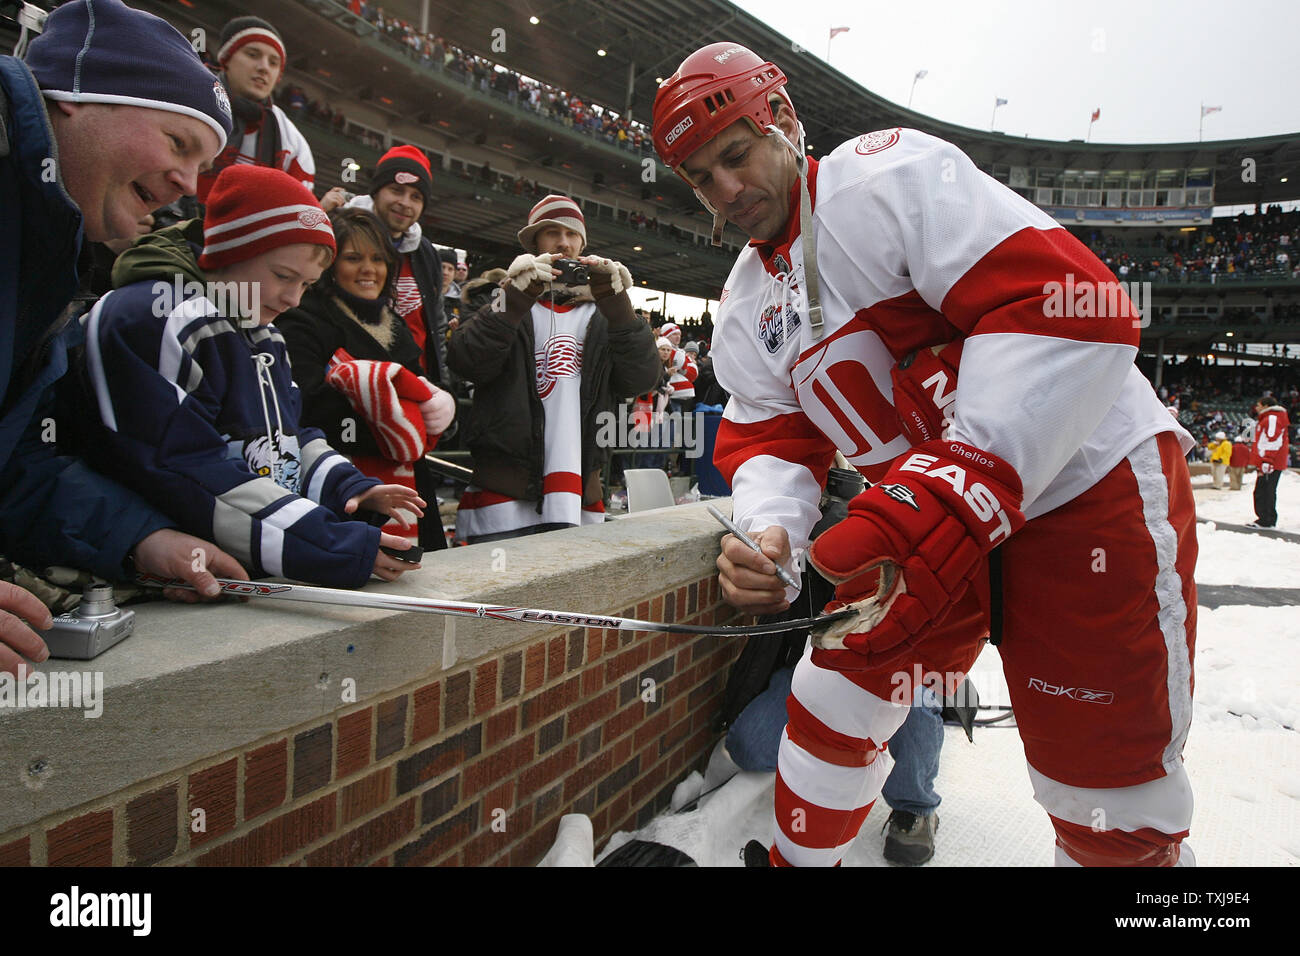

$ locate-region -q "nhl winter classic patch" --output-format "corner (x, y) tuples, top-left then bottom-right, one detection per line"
(757, 301), (800, 353)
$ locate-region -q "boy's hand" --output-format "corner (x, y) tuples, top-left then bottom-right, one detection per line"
(373, 533), (422, 581)
(345, 484), (427, 521)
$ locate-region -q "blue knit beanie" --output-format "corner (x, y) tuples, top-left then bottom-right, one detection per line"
(25, 0), (233, 148)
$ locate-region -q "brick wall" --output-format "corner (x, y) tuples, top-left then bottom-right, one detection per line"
(0, 575), (742, 867)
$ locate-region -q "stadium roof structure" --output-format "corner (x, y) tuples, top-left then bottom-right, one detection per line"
(380, 0), (1299, 207)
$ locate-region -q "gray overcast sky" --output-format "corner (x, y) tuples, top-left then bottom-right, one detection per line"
(736, 0), (1300, 144)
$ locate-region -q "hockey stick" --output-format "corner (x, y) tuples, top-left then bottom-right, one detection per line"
(135, 574), (853, 637)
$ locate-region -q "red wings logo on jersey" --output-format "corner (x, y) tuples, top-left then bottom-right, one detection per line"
(535, 334), (583, 398)
(855, 128), (901, 155)
(393, 276), (422, 317)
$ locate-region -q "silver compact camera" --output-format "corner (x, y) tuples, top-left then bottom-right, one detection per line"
(38, 584), (135, 660)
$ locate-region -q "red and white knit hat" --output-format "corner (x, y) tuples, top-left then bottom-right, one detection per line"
(517, 194), (587, 253)
(199, 165), (335, 271)
(217, 16), (286, 69)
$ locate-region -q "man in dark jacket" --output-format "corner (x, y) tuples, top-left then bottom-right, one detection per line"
(0, 0), (247, 676)
(447, 195), (660, 542)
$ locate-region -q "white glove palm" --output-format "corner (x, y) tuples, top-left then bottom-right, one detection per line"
(582, 256), (633, 298)
(507, 253), (557, 296)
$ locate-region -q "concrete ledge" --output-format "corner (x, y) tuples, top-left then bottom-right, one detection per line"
(0, 501), (732, 836)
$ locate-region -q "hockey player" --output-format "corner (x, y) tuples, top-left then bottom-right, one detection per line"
(1247, 395), (1290, 528)
(652, 43), (1197, 867)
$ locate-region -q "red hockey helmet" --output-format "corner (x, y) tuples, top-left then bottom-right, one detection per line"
(652, 42), (790, 178)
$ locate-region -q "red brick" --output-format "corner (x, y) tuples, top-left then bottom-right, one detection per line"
(684, 726), (714, 761)
(47, 809), (113, 866)
(611, 736), (634, 767)
(546, 635), (566, 679)
(485, 708), (517, 748)
(521, 676), (580, 728)
(592, 808), (610, 842)
(517, 742), (579, 797)
(188, 758), (238, 847)
(473, 659), (499, 717)
(631, 764), (670, 806)
(603, 642), (650, 683)
(562, 749), (614, 802)
(603, 630), (618, 654)
(411, 683), (441, 742)
(336, 708), (373, 779)
(585, 630), (603, 664)
(435, 851), (463, 867)
(650, 595), (663, 621)
(463, 736), (535, 797)
(500, 652), (523, 699)
(375, 696), (407, 760)
(464, 826), (509, 867)
(608, 792), (631, 829)
(244, 740), (288, 820)
(0, 836), (29, 866)
(198, 794), (335, 867)
(660, 716), (691, 755)
(393, 804), (476, 866)
(636, 600), (651, 621)
(675, 589), (686, 620)
(675, 648), (691, 672)
(341, 767), (392, 824)
(482, 780), (515, 825)
(580, 662), (604, 696)
(668, 748), (684, 775)
(304, 799), (415, 866)
(670, 697), (688, 724)
(650, 633), (668, 660)
(509, 817), (561, 867)
(524, 641), (547, 692)
(605, 702), (642, 742)
(633, 708), (671, 751)
(567, 688), (617, 736)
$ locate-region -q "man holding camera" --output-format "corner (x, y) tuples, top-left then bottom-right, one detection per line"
(447, 196), (660, 542)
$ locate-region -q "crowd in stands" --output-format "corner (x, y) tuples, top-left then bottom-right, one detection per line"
(1139, 360), (1300, 465)
(351, 1), (655, 155)
(1078, 205), (1300, 283)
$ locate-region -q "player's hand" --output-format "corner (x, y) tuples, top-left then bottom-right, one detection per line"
(131, 530), (250, 604)
(0, 581), (51, 677)
(346, 484), (426, 521)
(319, 187), (350, 213)
(717, 525), (792, 615)
(579, 255), (633, 298)
(373, 533), (421, 581)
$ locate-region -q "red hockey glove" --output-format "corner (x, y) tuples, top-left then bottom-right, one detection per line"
(890, 340), (963, 445)
(808, 439), (1025, 671)
(325, 349), (432, 463)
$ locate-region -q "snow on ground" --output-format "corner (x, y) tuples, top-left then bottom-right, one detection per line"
(1193, 467), (1300, 535)
(570, 476), (1300, 867)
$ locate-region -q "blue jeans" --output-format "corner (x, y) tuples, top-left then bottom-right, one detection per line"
(727, 667), (943, 816)
(881, 685), (943, 817)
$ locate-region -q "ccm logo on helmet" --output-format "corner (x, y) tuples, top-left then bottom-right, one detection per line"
(664, 116), (694, 146)
(898, 452), (1014, 544)
(713, 46), (748, 64)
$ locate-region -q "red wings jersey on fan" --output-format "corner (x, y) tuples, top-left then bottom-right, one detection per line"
(710, 128), (1192, 554)
(1252, 406), (1291, 470)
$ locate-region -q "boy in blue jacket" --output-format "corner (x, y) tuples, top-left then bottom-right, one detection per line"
(81, 165), (424, 587)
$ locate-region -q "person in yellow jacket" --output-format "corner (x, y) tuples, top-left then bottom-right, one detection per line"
(1208, 431), (1232, 489)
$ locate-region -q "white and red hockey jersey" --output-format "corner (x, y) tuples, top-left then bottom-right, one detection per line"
(197, 103), (315, 203)
(711, 128), (1191, 560)
(1252, 405), (1291, 470)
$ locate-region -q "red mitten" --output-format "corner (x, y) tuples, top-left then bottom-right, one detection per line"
(890, 340), (964, 445)
(325, 348), (432, 463)
(808, 439), (1025, 671)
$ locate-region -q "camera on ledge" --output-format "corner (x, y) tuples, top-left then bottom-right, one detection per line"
(37, 584), (135, 660)
(550, 258), (589, 286)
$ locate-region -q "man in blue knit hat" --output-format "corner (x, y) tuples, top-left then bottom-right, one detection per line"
(0, 0), (245, 676)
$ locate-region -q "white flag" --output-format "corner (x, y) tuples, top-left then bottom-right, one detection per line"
(830, 26), (851, 39)
(1201, 105), (1222, 117)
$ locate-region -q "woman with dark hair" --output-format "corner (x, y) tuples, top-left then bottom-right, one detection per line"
(279, 207), (456, 550)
